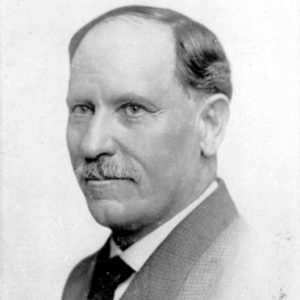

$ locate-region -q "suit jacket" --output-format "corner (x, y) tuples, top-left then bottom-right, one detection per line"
(62, 179), (270, 299)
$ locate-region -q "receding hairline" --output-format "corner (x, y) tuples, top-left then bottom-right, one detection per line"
(69, 6), (200, 60)
(75, 14), (176, 53)
(69, 5), (232, 99)
(70, 15), (181, 88)
(70, 13), (194, 96)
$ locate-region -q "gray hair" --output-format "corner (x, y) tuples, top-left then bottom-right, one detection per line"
(69, 5), (232, 99)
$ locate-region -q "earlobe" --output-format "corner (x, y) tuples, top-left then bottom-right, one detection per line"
(199, 93), (230, 157)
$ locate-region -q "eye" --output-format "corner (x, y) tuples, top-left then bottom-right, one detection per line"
(121, 103), (146, 117)
(71, 104), (94, 116)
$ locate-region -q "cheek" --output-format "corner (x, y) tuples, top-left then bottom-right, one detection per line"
(131, 113), (197, 184)
(154, 113), (196, 158)
(66, 125), (82, 165)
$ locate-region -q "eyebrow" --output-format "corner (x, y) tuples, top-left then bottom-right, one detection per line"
(66, 91), (161, 111)
(65, 96), (94, 108)
(111, 92), (158, 105)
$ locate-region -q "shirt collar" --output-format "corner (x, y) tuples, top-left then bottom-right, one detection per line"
(110, 180), (218, 272)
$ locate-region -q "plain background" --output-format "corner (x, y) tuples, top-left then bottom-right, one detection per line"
(1, 0), (300, 299)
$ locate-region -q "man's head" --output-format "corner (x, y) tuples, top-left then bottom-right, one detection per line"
(66, 6), (231, 241)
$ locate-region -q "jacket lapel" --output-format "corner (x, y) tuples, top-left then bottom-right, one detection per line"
(62, 239), (110, 300)
(121, 179), (238, 300)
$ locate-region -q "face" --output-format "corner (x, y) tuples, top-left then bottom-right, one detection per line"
(67, 18), (204, 235)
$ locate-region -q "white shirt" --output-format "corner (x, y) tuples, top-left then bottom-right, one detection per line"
(110, 181), (218, 300)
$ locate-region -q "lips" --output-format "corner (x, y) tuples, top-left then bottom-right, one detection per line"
(84, 175), (135, 183)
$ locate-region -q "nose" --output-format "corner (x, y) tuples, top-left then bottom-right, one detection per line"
(80, 111), (118, 159)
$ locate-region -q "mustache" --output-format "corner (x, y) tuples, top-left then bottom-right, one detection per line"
(75, 158), (140, 183)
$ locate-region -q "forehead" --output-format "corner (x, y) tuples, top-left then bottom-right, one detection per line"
(70, 17), (178, 89)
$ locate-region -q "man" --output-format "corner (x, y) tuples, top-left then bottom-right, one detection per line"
(63, 5), (269, 300)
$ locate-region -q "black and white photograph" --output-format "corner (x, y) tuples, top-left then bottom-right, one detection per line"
(1, 1), (300, 299)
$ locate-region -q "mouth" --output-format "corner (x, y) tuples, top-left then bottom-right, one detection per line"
(83, 176), (135, 184)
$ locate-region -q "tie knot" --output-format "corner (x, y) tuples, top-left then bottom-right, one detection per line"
(88, 256), (134, 300)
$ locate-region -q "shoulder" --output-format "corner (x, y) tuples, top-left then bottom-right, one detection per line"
(178, 216), (273, 299)
(62, 252), (97, 300)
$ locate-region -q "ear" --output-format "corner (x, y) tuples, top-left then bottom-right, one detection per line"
(198, 93), (230, 157)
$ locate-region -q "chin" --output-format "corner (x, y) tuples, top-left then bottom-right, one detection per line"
(87, 198), (141, 231)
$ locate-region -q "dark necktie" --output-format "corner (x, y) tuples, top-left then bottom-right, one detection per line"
(88, 248), (134, 300)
